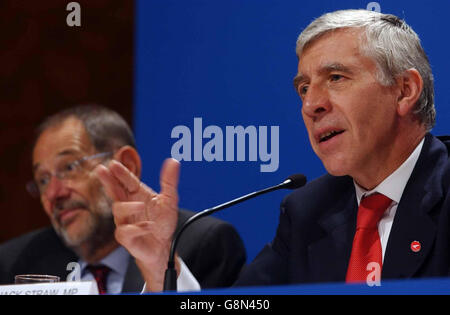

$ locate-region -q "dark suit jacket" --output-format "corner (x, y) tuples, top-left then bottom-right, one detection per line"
(236, 134), (450, 286)
(0, 209), (246, 291)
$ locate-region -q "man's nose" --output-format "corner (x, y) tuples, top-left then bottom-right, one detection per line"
(301, 84), (332, 120)
(43, 175), (70, 201)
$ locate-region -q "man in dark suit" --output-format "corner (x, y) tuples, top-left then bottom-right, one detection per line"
(95, 9), (450, 291)
(235, 134), (450, 285)
(234, 10), (450, 286)
(0, 105), (246, 293)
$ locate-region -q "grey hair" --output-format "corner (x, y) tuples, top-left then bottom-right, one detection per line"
(296, 9), (435, 131)
(34, 104), (136, 153)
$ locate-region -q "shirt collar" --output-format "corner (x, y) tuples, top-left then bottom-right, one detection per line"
(354, 138), (425, 205)
(79, 246), (130, 276)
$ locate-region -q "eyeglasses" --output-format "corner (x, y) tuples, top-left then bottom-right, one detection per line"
(26, 152), (112, 198)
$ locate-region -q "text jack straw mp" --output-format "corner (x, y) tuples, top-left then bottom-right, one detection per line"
(163, 173), (307, 291)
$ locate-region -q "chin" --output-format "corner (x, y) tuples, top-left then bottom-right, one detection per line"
(321, 159), (351, 177)
(60, 228), (89, 247)
(53, 219), (93, 248)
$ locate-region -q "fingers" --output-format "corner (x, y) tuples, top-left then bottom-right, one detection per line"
(112, 201), (146, 225)
(95, 160), (156, 202)
(114, 222), (156, 251)
(159, 158), (180, 202)
(108, 160), (142, 194)
(94, 164), (127, 201)
(114, 221), (170, 256)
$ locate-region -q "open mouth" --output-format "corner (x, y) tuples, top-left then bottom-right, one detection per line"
(319, 130), (345, 143)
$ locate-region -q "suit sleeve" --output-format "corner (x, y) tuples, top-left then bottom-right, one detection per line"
(233, 199), (291, 287)
(190, 221), (246, 288)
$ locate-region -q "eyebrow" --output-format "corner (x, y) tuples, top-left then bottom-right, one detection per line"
(319, 62), (355, 76)
(293, 62), (355, 90)
(32, 149), (79, 173)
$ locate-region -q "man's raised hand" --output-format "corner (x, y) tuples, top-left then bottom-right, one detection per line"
(95, 158), (180, 291)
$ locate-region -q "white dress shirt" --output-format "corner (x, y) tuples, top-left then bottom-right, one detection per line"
(78, 246), (200, 293)
(353, 138), (425, 262)
(172, 258), (201, 291)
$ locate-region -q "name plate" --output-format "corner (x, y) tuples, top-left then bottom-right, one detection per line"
(0, 281), (99, 295)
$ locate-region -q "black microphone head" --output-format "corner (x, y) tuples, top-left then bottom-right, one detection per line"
(282, 173), (307, 189)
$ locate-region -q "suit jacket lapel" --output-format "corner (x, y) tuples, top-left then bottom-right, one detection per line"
(382, 134), (445, 279)
(122, 257), (145, 293)
(307, 180), (358, 282)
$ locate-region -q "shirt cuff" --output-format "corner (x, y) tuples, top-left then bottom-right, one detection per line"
(140, 258), (201, 293)
(177, 257), (201, 292)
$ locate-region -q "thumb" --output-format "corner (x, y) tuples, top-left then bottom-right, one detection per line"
(159, 158), (180, 201)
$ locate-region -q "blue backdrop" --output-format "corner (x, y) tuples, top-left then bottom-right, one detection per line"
(134, 0), (450, 262)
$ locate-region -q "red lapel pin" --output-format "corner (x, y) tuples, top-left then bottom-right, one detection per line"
(411, 241), (421, 253)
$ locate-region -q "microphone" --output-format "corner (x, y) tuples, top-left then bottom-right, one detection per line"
(163, 173), (307, 291)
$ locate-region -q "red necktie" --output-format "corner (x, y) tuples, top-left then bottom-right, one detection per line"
(346, 193), (392, 283)
(87, 265), (111, 294)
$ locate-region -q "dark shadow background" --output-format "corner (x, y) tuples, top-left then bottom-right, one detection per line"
(0, 0), (134, 242)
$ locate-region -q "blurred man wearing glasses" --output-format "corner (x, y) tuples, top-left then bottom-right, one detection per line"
(0, 105), (246, 293)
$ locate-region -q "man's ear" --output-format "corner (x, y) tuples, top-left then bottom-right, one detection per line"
(397, 68), (423, 117)
(113, 146), (142, 178)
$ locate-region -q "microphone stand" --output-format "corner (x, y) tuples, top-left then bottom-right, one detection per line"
(163, 174), (306, 291)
